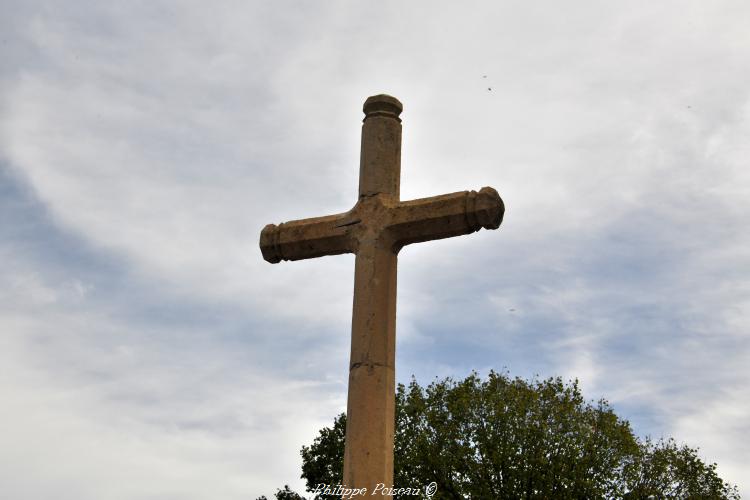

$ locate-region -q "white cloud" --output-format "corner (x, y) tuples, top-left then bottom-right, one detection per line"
(2, 0), (750, 497)
(0, 251), (344, 498)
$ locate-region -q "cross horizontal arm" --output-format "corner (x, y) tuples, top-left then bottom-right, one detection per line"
(260, 212), (354, 263)
(387, 186), (504, 251)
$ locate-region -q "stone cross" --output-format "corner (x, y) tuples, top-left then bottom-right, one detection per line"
(260, 94), (504, 495)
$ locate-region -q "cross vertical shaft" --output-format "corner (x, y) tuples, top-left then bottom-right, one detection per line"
(342, 96), (403, 490)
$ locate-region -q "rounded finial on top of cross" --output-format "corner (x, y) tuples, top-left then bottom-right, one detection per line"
(363, 94), (403, 120)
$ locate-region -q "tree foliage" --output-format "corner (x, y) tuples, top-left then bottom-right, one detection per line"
(275, 372), (738, 499)
(256, 484), (306, 500)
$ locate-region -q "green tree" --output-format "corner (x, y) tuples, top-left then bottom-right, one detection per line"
(255, 484), (307, 500)
(277, 372), (739, 499)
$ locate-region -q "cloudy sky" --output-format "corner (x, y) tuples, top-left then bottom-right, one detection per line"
(2, 1), (749, 498)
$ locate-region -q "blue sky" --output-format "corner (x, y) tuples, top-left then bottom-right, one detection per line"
(1, 1), (749, 497)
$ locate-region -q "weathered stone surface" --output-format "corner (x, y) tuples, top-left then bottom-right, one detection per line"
(260, 94), (504, 497)
(259, 187), (504, 262)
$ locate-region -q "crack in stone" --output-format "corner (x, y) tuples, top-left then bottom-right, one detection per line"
(336, 219), (362, 228)
(350, 361), (387, 371)
(359, 192), (382, 199)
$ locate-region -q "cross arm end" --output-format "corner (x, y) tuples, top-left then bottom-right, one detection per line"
(260, 212), (354, 264)
(388, 186), (504, 251)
